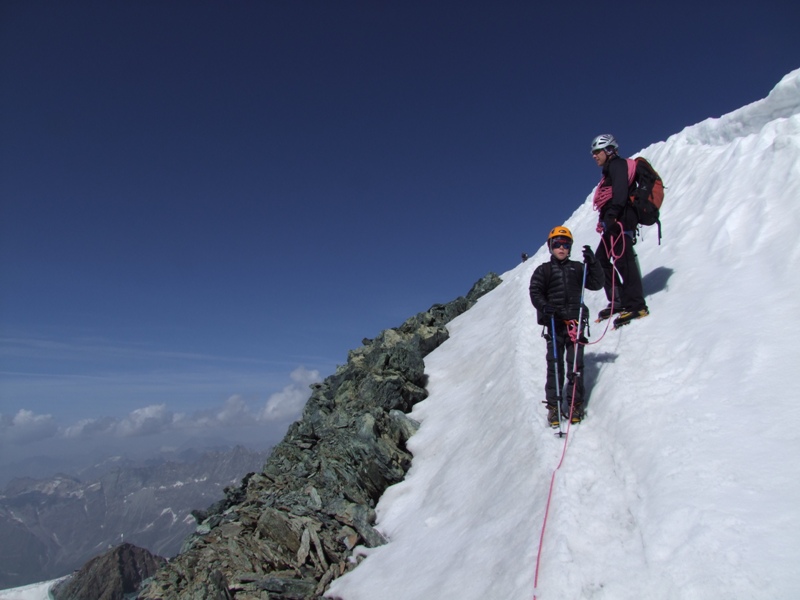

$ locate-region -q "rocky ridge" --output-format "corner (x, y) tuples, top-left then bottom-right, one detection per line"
(138, 272), (502, 600)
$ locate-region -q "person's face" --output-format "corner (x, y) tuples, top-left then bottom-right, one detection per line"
(592, 148), (608, 167)
(550, 238), (572, 260)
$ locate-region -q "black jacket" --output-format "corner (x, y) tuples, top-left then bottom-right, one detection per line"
(599, 154), (638, 231)
(529, 255), (605, 325)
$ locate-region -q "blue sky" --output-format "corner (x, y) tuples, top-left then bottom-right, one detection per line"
(1, 0), (798, 479)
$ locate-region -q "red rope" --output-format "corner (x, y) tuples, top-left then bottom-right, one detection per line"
(583, 226), (625, 346)
(532, 375), (577, 599)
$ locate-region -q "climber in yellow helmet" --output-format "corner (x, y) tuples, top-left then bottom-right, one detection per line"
(529, 226), (604, 427)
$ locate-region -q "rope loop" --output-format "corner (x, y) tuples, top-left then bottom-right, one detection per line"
(565, 319), (580, 344)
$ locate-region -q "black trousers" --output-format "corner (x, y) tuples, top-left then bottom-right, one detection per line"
(544, 321), (585, 411)
(595, 230), (646, 312)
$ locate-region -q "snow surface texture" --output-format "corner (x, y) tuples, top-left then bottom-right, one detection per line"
(326, 69), (800, 600)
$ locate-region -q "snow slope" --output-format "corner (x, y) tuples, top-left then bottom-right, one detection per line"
(0, 579), (64, 600)
(326, 69), (800, 599)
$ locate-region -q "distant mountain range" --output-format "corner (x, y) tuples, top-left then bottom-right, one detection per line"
(0, 445), (270, 589)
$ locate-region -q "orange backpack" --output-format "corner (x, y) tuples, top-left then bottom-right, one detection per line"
(629, 157), (664, 228)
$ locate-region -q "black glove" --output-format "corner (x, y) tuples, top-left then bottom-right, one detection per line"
(603, 208), (620, 235)
(582, 245), (596, 264)
(603, 217), (618, 234)
(543, 304), (557, 317)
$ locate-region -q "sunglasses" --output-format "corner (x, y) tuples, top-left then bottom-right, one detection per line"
(551, 241), (572, 250)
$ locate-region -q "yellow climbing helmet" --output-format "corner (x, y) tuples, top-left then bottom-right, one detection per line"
(547, 226), (573, 243)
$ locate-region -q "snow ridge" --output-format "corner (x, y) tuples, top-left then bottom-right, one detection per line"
(672, 67), (800, 146)
(326, 69), (800, 600)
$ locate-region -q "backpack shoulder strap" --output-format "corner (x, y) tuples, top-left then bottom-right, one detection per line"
(625, 158), (637, 185)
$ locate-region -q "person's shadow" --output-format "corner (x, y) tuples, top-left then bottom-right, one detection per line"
(579, 352), (617, 412)
(643, 266), (674, 298)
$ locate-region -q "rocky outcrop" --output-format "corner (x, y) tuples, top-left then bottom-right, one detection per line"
(138, 273), (502, 600)
(51, 542), (165, 600)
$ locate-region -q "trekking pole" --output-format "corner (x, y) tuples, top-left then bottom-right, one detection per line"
(550, 315), (564, 437)
(566, 252), (591, 421)
(574, 250), (590, 364)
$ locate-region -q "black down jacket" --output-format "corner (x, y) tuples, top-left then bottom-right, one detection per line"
(529, 255), (605, 325)
(598, 153), (638, 232)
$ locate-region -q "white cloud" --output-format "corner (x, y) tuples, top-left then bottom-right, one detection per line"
(115, 404), (176, 437)
(187, 395), (256, 429)
(2, 366), (323, 451)
(62, 416), (117, 439)
(259, 367), (321, 422)
(215, 395), (253, 425)
(0, 409), (58, 444)
(0, 367), (324, 483)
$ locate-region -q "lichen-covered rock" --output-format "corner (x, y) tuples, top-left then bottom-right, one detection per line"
(137, 273), (501, 600)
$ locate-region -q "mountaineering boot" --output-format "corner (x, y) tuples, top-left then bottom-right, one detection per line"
(596, 304), (624, 322)
(613, 307), (650, 329)
(561, 401), (584, 424)
(547, 405), (560, 428)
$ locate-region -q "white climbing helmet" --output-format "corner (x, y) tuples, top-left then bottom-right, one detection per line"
(591, 133), (618, 153)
